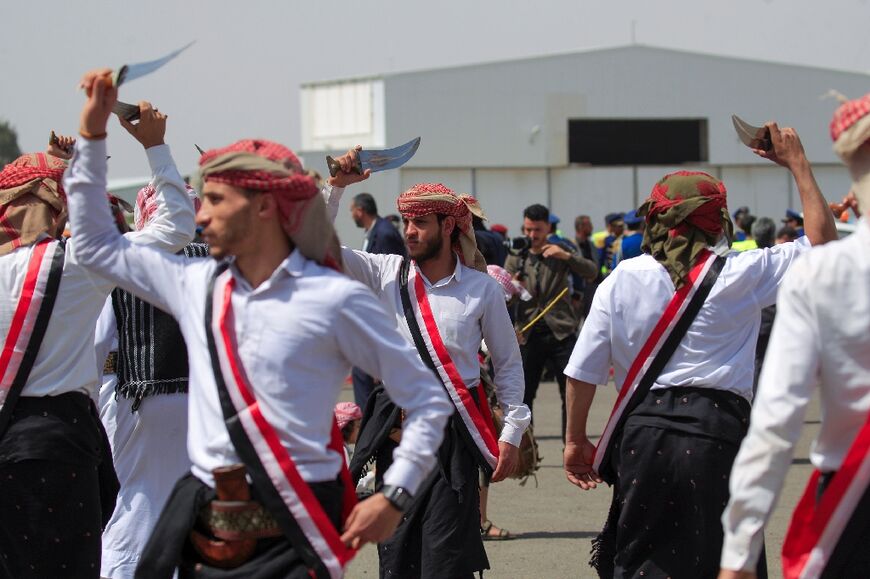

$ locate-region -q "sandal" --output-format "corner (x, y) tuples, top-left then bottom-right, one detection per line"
(481, 519), (513, 541)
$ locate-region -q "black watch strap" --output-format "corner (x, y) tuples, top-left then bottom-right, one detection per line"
(380, 485), (414, 512)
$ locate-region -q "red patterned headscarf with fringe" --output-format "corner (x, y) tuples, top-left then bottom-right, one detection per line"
(0, 153), (68, 256)
(198, 139), (341, 271)
(134, 182), (201, 231)
(396, 183), (487, 272)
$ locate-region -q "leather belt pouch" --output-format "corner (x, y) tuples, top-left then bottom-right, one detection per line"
(103, 351), (118, 375)
(189, 464), (282, 569)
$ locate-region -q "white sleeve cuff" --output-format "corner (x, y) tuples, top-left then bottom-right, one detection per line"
(145, 143), (173, 171)
(564, 364), (608, 386)
(720, 529), (762, 572)
(381, 455), (426, 495)
(499, 422), (523, 448)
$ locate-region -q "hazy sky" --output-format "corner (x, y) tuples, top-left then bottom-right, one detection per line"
(2, 0), (869, 177)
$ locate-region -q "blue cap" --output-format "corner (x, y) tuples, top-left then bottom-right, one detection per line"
(605, 212), (625, 225)
(623, 210), (643, 226)
(782, 209), (803, 223)
(732, 206), (750, 219)
(549, 213), (560, 225)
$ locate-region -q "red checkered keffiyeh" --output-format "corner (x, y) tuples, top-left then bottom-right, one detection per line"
(0, 153), (68, 256)
(199, 140), (306, 190)
(830, 93), (870, 142)
(396, 183), (487, 272)
(134, 182), (201, 231)
(0, 153), (67, 196)
(486, 264), (519, 300)
(198, 139), (341, 270)
(831, 93), (870, 213)
(334, 402), (362, 431)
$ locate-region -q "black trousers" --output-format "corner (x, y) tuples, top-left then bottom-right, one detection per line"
(0, 393), (118, 579)
(520, 324), (575, 441)
(137, 473), (344, 579)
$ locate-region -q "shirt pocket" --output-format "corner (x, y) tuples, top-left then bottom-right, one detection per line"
(437, 311), (476, 354)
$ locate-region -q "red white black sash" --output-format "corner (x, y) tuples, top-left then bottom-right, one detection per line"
(399, 259), (500, 470)
(205, 267), (357, 579)
(0, 238), (65, 438)
(782, 410), (870, 578)
(594, 252), (724, 481)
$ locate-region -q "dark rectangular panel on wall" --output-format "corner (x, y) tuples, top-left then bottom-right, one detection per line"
(568, 119), (708, 165)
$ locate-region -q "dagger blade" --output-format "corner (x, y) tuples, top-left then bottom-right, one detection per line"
(326, 137), (421, 177)
(112, 41), (196, 88)
(359, 137), (421, 172)
(731, 115), (772, 151)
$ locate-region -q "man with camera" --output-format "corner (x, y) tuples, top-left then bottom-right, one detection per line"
(505, 204), (598, 441)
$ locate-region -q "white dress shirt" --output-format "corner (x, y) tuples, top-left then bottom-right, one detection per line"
(721, 222), (870, 571)
(0, 144), (194, 402)
(65, 138), (451, 493)
(565, 237), (811, 402)
(324, 186), (531, 447)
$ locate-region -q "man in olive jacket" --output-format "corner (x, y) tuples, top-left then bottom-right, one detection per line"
(505, 203), (597, 441)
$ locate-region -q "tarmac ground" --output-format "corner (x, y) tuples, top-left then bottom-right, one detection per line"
(343, 380), (820, 578)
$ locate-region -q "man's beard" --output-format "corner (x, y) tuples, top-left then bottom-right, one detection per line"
(408, 232), (443, 263)
(202, 217), (250, 260)
(353, 215), (364, 227)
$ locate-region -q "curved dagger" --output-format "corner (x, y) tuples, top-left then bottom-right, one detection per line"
(326, 137), (421, 177)
(731, 115), (772, 152)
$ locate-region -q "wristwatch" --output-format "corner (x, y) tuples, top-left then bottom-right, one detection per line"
(380, 485), (414, 512)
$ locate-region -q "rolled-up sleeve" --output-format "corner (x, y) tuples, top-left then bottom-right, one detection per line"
(564, 274), (613, 385)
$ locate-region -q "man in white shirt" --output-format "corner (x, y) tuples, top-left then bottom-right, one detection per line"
(326, 153), (531, 578)
(95, 177), (209, 578)
(66, 69), (451, 579)
(562, 123), (837, 578)
(0, 103), (195, 578)
(720, 95), (870, 579)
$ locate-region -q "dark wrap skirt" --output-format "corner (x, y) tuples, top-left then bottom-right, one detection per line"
(590, 386), (764, 579)
(0, 392), (119, 579)
(351, 385), (489, 579)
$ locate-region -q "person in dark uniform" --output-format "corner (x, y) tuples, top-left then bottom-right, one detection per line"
(598, 212), (624, 277)
(349, 193), (407, 407)
(473, 214), (508, 266)
(611, 209), (644, 269)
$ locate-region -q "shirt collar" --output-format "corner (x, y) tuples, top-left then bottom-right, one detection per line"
(282, 249), (306, 277)
(229, 249), (306, 293)
(415, 253), (463, 288)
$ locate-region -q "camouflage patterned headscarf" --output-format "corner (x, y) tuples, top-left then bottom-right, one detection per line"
(638, 171), (733, 288)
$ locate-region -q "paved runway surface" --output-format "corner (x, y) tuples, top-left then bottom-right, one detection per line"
(343, 380), (819, 578)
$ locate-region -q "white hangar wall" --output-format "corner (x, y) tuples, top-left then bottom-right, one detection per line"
(300, 45), (866, 243)
(396, 163), (851, 237)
